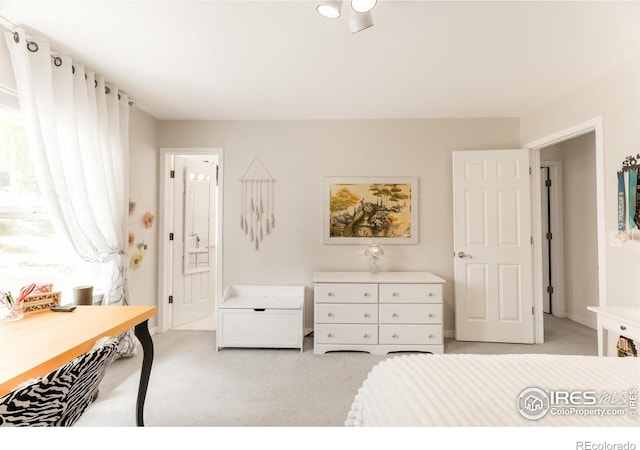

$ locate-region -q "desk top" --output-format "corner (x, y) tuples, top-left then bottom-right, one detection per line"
(587, 306), (640, 325)
(0, 305), (156, 397)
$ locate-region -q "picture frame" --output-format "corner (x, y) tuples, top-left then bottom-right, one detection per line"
(323, 176), (418, 245)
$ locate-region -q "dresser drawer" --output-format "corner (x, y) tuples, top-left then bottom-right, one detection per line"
(314, 283), (378, 303)
(379, 283), (442, 304)
(379, 303), (442, 324)
(379, 324), (442, 345)
(314, 324), (378, 344)
(315, 303), (378, 324)
(599, 315), (640, 341)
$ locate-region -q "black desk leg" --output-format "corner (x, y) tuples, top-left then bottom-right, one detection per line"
(134, 320), (154, 426)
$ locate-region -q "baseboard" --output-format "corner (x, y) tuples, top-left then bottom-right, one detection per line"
(444, 329), (455, 339)
(565, 312), (596, 330)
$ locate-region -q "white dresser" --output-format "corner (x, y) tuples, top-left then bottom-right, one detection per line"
(313, 272), (446, 355)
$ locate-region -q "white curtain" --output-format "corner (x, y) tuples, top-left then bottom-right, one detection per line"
(4, 28), (135, 356)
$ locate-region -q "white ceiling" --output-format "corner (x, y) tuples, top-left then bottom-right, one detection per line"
(1, 0), (639, 121)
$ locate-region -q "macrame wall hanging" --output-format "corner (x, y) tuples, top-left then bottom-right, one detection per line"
(240, 156), (276, 250)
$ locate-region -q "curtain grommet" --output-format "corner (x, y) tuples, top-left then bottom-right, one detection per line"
(53, 56), (62, 67)
(105, 86), (111, 95)
(13, 32), (19, 43)
(26, 41), (38, 52)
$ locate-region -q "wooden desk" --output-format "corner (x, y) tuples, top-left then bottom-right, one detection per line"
(0, 305), (156, 426)
(587, 306), (640, 357)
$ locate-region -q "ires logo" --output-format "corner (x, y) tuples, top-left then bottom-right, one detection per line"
(517, 387), (635, 421)
(550, 390), (597, 406)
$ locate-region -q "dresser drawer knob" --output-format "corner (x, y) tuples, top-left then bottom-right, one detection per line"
(364, 313), (370, 318)
(327, 292), (334, 296)
(427, 313), (433, 318)
(392, 334), (399, 338)
(327, 333), (333, 338)
(364, 334), (369, 338)
(363, 292), (370, 297)
(428, 333), (434, 338)
(428, 292), (433, 296)
(392, 292), (399, 297)
(392, 313), (399, 318)
(620, 325), (627, 331)
(327, 312), (334, 317)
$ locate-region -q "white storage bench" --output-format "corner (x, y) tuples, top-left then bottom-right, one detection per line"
(217, 285), (305, 352)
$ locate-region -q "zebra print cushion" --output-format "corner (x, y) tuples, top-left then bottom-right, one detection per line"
(0, 365), (74, 427)
(0, 337), (119, 427)
(57, 338), (119, 426)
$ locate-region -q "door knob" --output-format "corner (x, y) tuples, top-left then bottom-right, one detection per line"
(457, 251), (472, 259)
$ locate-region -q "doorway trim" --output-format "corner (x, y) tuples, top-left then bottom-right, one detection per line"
(524, 116), (605, 343)
(157, 147), (224, 333)
(539, 160), (566, 319)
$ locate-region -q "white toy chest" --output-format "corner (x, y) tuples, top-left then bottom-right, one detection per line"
(217, 285), (305, 352)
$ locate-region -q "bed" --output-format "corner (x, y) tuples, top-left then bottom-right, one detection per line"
(345, 353), (639, 426)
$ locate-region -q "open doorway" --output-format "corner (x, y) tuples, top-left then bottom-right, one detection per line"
(526, 118), (606, 343)
(539, 132), (598, 329)
(158, 147), (224, 333)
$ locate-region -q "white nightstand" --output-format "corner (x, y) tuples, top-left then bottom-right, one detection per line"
(587, 306), (640, 357)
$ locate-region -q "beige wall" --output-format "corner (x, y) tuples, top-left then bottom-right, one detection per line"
(522, 57), (640, 310)
(128, 107), (160, 325)
(158, 119), (521, 333)
(541, 132), (598, 326)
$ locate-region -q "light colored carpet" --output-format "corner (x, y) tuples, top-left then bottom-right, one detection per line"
(76, 314), (597, 427)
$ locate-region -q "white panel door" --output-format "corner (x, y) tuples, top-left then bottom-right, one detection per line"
(452, 150), (534, 344)
(171, 156), (217, 328)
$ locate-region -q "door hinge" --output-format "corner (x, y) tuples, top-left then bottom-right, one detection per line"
(169, 232), (174, 241)
(216, 165), (219, 186)
(168, 295), (173, 304)
(170, 170), (175, 179)
(545, 179), (552, 187)
(546, 286), (554, 294)
(531, 236), (533, 245)
(532, 306), (535, 315)
(546, 232), (553, 240)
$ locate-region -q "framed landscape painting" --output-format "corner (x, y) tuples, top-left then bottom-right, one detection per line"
(323, 177), (418, 244)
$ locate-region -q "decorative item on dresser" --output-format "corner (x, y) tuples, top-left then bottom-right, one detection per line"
(313, 271), (445, 355)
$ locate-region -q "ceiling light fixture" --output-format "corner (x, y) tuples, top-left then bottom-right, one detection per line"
(350, 10), (373, 34)
(316, 1), (342, 19)
(351, 0), (376, 13)
(317, 1), (377, 33)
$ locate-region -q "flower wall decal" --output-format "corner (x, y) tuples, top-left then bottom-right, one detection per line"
(130, 252), (143, 270)
(143, 212), (155, 229)
(127, 199), (155, 270)
(129, 242), (147, 270)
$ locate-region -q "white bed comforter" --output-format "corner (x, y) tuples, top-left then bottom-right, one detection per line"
(345, 353), (640, 426)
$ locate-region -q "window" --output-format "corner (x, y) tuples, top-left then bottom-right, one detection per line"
(0, 93), (102, 302)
